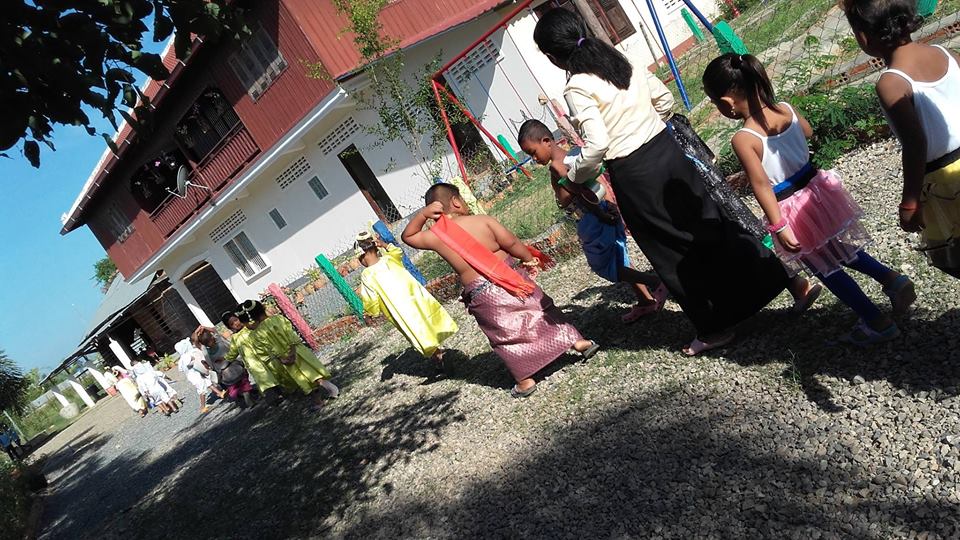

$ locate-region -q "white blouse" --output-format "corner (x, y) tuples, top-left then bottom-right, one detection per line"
(564, 66), (675, 183)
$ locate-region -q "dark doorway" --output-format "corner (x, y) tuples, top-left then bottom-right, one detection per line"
(433, 76), (496, 176)
(182, 262), (239, 324)
(338, 144), (400, 222)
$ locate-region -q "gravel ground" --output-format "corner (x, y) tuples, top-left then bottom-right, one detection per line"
(35, 140), (960, 539)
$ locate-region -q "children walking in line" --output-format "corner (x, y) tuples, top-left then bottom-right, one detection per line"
(844, 0), (960, 278)
(194, 326), (256, 409)
(703, 53), (916, 344)
(401, 183), (599, 398)
(356, 231), (459, 369)
(517, 119), (669, 322)
(242, 300), (340, 409)
(175, 339), (225, 414)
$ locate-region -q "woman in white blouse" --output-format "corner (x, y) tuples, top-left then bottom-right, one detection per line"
(534, 9), (789, 355)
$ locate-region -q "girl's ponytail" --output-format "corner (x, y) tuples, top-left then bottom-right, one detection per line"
(534, 9), (633, 90)
(703, 53), (781, 112)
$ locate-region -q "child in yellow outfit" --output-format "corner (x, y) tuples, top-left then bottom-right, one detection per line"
(356, 231), (458, 369)
(242, 300), (339, 408)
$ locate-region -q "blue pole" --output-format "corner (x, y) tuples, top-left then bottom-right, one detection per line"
(680, 0), (714, 33)
(372, 220), (427, 285)
(644, 0), (692, 110)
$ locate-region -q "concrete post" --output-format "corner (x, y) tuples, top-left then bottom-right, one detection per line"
(85, 368), (112, 393)
(108, 337), (134, 370)
(52, 390), (71, 408)
(66, 377), (97, 408)
(171, 280), (215, 327)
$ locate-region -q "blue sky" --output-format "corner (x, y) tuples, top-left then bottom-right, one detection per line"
(0, 119), (113, 374)
(1, 40), (168, 374)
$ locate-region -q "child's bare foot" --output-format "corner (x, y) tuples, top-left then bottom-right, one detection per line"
(572, 339), (600, 359)
(683, 331), (735, 356)
(790, 279), (823, 313)
(200, 406), (210, 414)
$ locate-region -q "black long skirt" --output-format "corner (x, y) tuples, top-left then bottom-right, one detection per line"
(606, 129), (789, 336)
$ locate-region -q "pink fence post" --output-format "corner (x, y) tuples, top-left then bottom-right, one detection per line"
(267, 283), (320, 351)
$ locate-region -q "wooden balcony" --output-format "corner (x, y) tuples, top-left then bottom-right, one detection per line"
(150, 124), (260, 238)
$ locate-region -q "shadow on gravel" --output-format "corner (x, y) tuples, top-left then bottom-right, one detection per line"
(568, 283), (960, 412)
(339, 390), (960, 538)
(41, 375), (465, 539)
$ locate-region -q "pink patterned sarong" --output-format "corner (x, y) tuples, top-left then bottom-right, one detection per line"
(461, 266), (582, 382)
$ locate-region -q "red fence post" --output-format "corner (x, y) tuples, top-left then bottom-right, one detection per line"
(268, 283), (320, 351)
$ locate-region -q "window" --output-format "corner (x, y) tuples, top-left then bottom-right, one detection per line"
(534, 0), (636, 45)
(268, 208), (287, 229)
(448, 39), (500, 85)
(228, 27), (287, 101)
(175, 88), (241, 162)
(105, 201), (134, 242)
(131, 148), (189, 212)
(307, 176), (329, 200)
(223, 231), (269, 278)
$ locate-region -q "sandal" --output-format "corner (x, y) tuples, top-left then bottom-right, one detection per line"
(622, 283), (669, 323)
(791, 282), (823, 314)
(840, 319), (900, 346)
(683, 333), (735, 356)
(510, 384), (538, 399)
(578, 340), (601, 360)
(883, 275), (916, 316)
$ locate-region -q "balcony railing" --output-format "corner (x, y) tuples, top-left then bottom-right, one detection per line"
(150, 124), (260, 238)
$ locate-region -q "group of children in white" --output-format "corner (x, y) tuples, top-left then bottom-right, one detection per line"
(119, 0), (960, 411)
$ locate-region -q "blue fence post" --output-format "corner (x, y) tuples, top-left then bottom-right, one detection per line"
(372, 220), (427, 285)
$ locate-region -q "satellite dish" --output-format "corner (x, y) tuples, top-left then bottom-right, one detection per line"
(166, 165), (212, 199)
(175, 165), (189, 196)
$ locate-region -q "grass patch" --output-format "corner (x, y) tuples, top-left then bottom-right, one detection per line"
(0, 459), (30, 539)
(416, 251), (454, 282)
(485, 167), (564, 240)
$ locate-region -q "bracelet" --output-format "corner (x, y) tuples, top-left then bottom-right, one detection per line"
(898, 202), (919, 211)
(521, 257), (540, 267)
(766, 218), (788, 234)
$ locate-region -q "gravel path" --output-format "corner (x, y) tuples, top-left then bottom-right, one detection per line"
(35, 140), (960, 539)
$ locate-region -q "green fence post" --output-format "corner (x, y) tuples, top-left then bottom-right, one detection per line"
(713, 21), (750, 55)
(917, 0), (937, 17)
(681, 9), (706, 42)
(315, 254), (365, 322)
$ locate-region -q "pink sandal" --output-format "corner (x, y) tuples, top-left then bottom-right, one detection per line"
(622, 283), (669, 323)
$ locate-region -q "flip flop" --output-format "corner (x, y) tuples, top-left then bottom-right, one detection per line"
(622, 283), (669, 323)
(791, 282), (823, 313)
(883, 275), (916, 317)
(579, 341), (601, 359)
(510, 384), (538, 399)
(683, 333), (735, 356)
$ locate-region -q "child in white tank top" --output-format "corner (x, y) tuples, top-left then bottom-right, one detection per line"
(703, 53), (916, 345)
(845, 0), (960, 278)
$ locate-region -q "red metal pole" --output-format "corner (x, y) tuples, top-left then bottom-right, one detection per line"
(431, 80), (471, 184)
(432, 0), (536, 80)
(723, 0), (741, 17)
(436, 84), (533, 179)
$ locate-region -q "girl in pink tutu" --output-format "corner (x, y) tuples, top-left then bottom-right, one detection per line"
(703, 53), (916, 344)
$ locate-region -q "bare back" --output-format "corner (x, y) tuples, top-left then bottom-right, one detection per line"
(420, 215), (513, 285)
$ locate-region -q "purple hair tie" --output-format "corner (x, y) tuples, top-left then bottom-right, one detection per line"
(577, 37), (585, 47)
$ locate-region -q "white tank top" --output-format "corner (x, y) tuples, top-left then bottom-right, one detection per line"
(738, 103), (810, 185)
(882, 45), (960, 163)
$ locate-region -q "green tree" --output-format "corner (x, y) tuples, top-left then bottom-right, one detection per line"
(93, 257), (118, 292)
(0, 0), (248, 168)
(0, 350), (28, 415)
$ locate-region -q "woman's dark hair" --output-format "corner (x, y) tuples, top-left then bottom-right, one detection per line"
(135, 351), (153, 363)
(843, 0), (922, 47)
(236, 310), (251, 324)
(533, 8), (632, 90)
(702, 53), (781, 112)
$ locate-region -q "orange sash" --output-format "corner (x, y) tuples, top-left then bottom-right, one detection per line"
(431, 215), (535, 298)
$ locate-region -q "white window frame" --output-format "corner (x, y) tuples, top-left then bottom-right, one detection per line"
(221, 229), (270, 282)
(228, 26), (288, 102)
(268, 208), (287, 230)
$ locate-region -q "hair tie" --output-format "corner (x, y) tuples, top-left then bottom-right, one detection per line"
(577, 37), (585, 47)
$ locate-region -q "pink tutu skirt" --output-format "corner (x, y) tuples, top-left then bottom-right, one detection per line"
(766, 170), (871, 277)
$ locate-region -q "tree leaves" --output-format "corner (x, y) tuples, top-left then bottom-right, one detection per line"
(3, 0), (244, 167)
(0, 349), (29, 415)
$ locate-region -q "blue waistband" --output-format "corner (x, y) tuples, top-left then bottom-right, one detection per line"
(772, 162), (816, 200)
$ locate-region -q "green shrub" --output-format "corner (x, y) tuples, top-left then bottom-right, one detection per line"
(788, 84), (887, 169)
(0, 460), (30, 538)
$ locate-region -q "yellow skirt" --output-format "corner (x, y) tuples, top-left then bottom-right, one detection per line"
(921, 159), (960, 269)
(281, 345), (333, 395)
